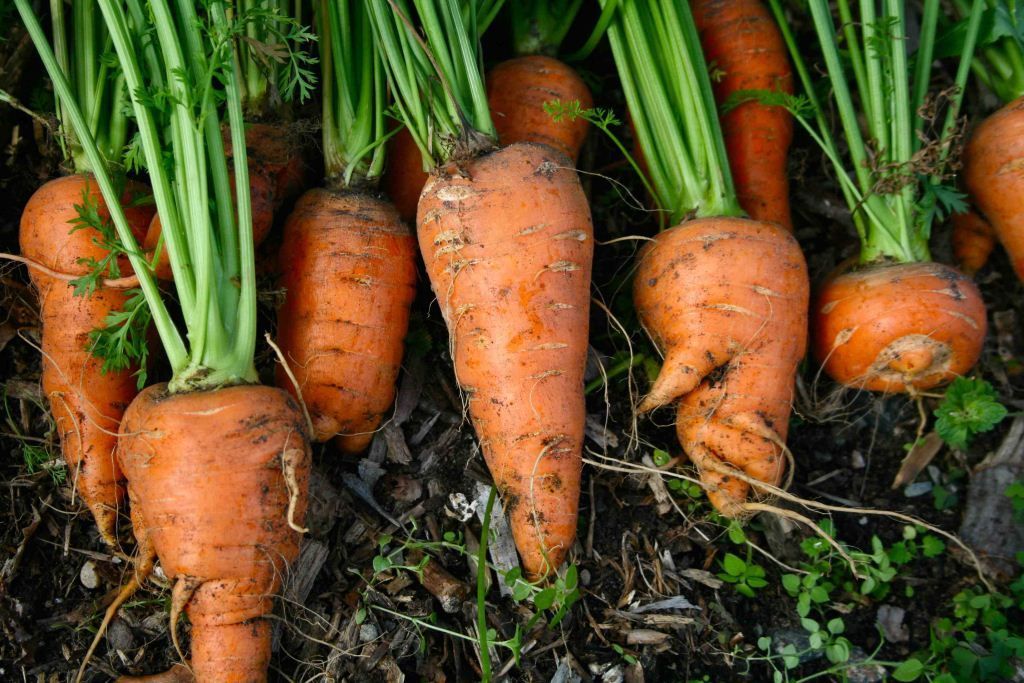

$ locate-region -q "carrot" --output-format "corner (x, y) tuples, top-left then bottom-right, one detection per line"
(774, 0), (988, 393)
(812, 261), (986, 392)
(381, 125), (428, 224)
(487, 55), (592, 161)
(118, 383), (309, 683)
(18, 2), (316, 679)
(223, 122), (309, 209)
(370, 0), (593, 578)
(605, 0), (807, 516)
(635, 219), (807, 514)
(487, 3), (592, 161)
(276, 189), (417, 451)
(13, 0), (156, 544)
(963, 96), (1024, 281)
(691, 0), (794, 229)
(20, 174), (153, 544)
(419, 142), (593, 576)
(951, 209), (996, 275)
(142, 167), (276, 281)
(274, 2), (418, 453)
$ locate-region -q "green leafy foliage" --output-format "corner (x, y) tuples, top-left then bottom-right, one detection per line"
(87, 288), (152, 389)
(934, 377), (1009, 450)
(68, 189), (130, 296)
(22, 444), (66, 484)
(718, 551), (768, 598)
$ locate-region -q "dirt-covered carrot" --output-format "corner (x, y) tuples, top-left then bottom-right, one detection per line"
(18, 1), (312, 680)
(773, 0), (987, 392)
(691, 0), (794, 228)
(15, 2), (154, 545)
(275, 1), (417, 453)
(369, 0), (593, 579)
(606, 0), (808, 516)
(487, 2), (591, 161)
(963, 96), (1024, 281)
(951, 209), (996, 275)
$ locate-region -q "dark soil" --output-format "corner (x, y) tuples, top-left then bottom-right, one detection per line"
(1, 6), (1023, 683)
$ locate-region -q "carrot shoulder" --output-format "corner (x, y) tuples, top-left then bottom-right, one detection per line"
(691, 0), (794, 229)
(418, 142), (593, 578)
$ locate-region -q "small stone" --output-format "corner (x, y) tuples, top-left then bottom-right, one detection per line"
(79, 561), (100, 589)
(106, 619), (134, 652)
(359, 623), (380, 643)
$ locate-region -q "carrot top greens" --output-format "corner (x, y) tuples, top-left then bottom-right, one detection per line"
(318, 0), (386, 188)
(16, 0), (310, 393)
(236, 0), (317, 119)
(944, 0), (1024, 103)
(509, 0), (583, 56)
(771, 0), (984, 265)
(600, 0), (741, 225)
(366, 0), (501, 168)
(49, 0), (129, 174)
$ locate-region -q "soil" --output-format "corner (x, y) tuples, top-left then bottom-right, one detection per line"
(1, 7), (1022, 683)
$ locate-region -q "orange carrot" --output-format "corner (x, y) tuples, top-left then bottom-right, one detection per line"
(382, 125), (428, 225)
(812, 261), (986, 393)
(118, 383), (310, 683)
(486, 55), (593, 162)
(276, 188), (417, 451)
(963, 96), (1024, 281)
(951, 209), (997, 275)
(19, 174), (153, 544)
(635, 218), (807, 514)
(385, 54), (593, 226)
(418, 142), (593, 577)
(691, 0), (794, 229)
(223, 122), (309, 209)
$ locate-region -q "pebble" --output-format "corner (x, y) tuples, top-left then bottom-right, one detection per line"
(79, 561), (100, 590)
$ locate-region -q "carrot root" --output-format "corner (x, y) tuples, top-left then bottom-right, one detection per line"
(634, 217), (808, 515)
(275, 188), (417, 450)
(963, 96), (1024, 281)
(418, 142), (594, 578)
(812, 260), (986, 392)
(118, 383), (311, 682)
(486, 55), (593, 162)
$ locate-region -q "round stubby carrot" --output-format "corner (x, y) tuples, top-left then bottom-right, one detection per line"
(691, 0), (794, 229)
(118, 382), (310, 683)
(382, 126), (429, 224)
(276, 188), (417, 452)
(963, 96), (1024, 281)
(812, 261), (986, 393)
(486, 55), (593, 162)
(634, 218), (807, 516)
(418, 142), (593, 578)
(951, 209), (997, 275)
(20, 174), (153, 544)
(142, 168), (276, 281)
